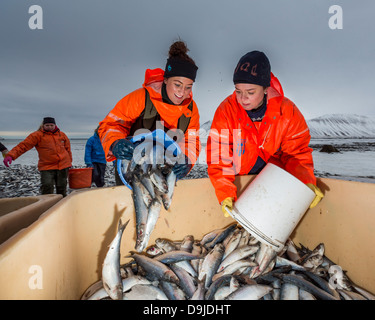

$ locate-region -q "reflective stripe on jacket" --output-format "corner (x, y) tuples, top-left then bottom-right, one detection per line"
(206, 73), (316, 204)
(8, 128), (72, 171)
(98, 68), (201, 164)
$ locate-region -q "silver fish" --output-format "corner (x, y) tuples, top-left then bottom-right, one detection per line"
(180, 235), (194, 252)
(81, 280), (103, 300)
(299, 288), (317, 300)
(150, 167), (168, 194)
(84, 224), (375, 301)
(155, 238), (178, 252)
(102, 219), (130, 300)
(301, 243), (325, 272)
(338, 289), (366, 300)
(191, 243), (203, 273)
(154, 250), (203, 264)
(275, 273), (339, 300)
(123, 284), (168, 300)
(212, 259), (257, 282)
(222, 229), (242, 259)
(131, 175), (149, 252)
(87, 275), (152, 300)
(275, 256), (306, 272)
(352, 285), (375, 300)
(225, 284), (273, 300)
(280, 279), (299, 300)
(160, 170), (177, 210)
(146, 245), (164, 256)
(198, 243), (225, 288)
(160, 280), (187, 300)
(191, 277), (206, 300)
(169, 264), (196, 299)
(218, 245), (259, 273)
(249, 243), (277, 279)
(285, 239), (302, 262)
(205, 223), (237, 248)
(214, 277), (240, 300)
(131, 253), (179, 284)
(136, 197), (162, 252)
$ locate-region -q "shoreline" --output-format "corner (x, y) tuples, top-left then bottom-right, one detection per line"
(0, 164), (209, 199)
(1, 163), (374, 199)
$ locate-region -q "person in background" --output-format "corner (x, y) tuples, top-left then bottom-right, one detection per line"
(84, 127), (107, 187)
(98, 40), (201, 181)
(206, 51), (324, 217)
(0, 142), (9, 158)
(3, 117), (72, 197)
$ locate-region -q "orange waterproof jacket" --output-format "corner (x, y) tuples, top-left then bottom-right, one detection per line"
(98, 68), (201, 164)
(206, 73), (316, 204)
(8, 128), (72, 171)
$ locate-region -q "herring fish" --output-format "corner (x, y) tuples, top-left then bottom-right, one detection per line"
(131, 253), (179, 284)
(102, 219), (130, 300)
(136, 196), (162, 252)
(225, 284), (273, 300)
(198, 243), (225, 288)
(131, 175), (149, 251)
(84, 222), (375, 301)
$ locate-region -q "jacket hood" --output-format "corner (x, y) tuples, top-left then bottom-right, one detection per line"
(267, 72), (284, 100)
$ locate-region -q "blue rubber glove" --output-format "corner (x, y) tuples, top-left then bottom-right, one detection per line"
(111, 139), (135, 160)
(86, 163), (93, 168)
(172, 155), (192, 180)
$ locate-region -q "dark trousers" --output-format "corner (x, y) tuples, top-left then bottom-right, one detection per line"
(113, 161), (123, 186)
(92, 162), (106, 187)
(40, 168), (69, 197)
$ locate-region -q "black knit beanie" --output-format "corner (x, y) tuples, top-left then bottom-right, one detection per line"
(43, 117), (56, 124)
(233, 51), (271, 87)
(164, 58), (198, 82)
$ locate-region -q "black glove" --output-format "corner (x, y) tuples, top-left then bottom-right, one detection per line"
(111, 139), (135, 160)
(172, 155), (192, 180)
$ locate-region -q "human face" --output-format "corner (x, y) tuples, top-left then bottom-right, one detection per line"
(164, 77), (193, 105)
(235, 83), (267, 111)
(43, 123), (56, 131)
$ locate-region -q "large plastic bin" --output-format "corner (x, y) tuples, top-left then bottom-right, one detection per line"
(0, 194), (62, 245)
(0, 176), (374, 299)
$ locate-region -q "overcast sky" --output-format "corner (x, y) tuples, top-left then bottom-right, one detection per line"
(1, 0), (374, 138)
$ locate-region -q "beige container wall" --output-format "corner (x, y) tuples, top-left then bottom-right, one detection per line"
(291, 177), (375, 293)
(0, 194), (63, 245)
(0, 176), (374, 299)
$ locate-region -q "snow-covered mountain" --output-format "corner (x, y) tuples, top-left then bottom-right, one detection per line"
(199, 114), (375, 141)
(307, 114), (375, 138)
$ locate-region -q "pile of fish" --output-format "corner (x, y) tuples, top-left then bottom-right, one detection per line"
(119, 141), (178, 253)
(0, 165), (41, 198)
(81, 221), (375, 300)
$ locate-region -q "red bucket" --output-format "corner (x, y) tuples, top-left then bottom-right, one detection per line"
(68, 168), (93, 189)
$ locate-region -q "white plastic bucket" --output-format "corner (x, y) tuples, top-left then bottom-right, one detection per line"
(227, 163), (315, 252)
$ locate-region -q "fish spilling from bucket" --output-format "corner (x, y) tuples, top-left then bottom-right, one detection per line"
(82, 222), (375, 300)
(119, 141), (178, 253)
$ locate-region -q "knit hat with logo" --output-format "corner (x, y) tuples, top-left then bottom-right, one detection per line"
(164, 41), (198, 82)
(233, 51), (271, 87)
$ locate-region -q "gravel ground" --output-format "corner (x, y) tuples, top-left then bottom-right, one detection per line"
(0, 164), (208, 198)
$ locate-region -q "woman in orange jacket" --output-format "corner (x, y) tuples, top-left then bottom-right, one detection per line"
(98, 40), (201, 180)
(206, 51), (323, 216)
(3, 117), (72, 197)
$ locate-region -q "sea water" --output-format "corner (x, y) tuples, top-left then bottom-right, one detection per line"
(1, 138), (375, 183)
